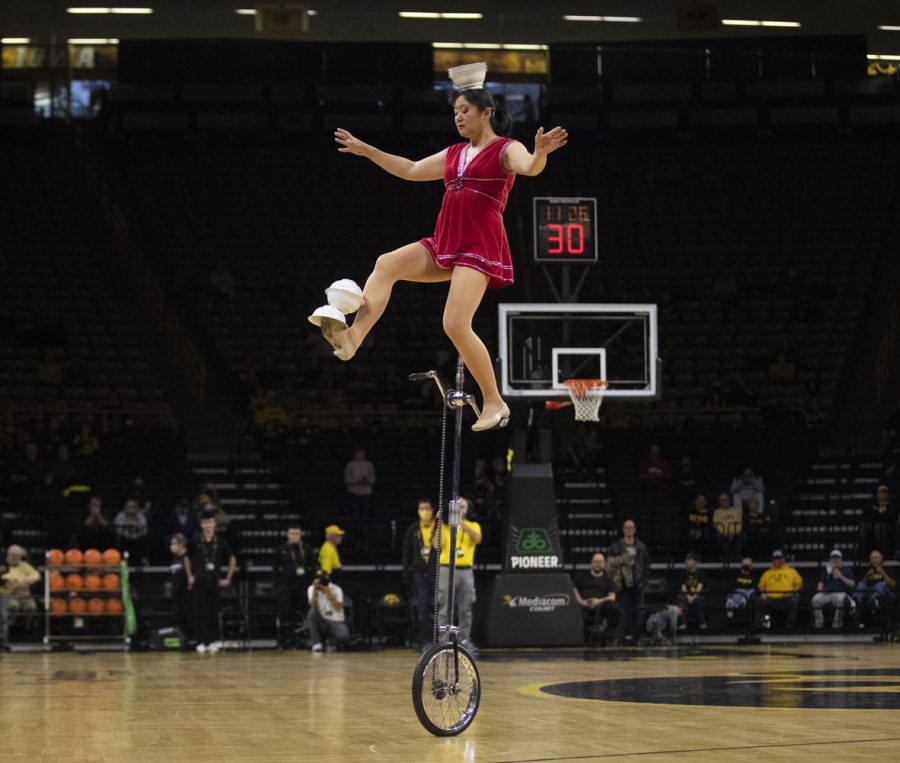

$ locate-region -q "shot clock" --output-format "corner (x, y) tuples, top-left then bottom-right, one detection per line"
(533, 197), (598, 264)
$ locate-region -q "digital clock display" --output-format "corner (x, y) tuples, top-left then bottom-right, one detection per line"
(533, 197), (598, 264)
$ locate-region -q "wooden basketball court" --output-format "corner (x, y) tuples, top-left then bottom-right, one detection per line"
(4, 643), (900, 761)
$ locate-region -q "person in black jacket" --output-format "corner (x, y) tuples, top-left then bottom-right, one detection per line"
(401, 499), (437, 646)
(607, 519), (652, 643)
(168, 533), (191, 646)
(272, 524), (314, 648)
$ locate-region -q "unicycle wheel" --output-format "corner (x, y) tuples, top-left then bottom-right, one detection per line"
(411, 641), (481, 736)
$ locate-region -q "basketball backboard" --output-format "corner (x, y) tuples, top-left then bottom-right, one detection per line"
(498, 303), (659, 398)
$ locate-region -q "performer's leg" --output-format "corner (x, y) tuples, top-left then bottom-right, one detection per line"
(341, 242), (450, 356)
(442, 267), (505, 420)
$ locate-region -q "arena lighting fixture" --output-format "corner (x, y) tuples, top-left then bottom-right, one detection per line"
(562, 15), (642, 23)
(432, 42), (548, 50)
(235, 7), (317, 15)
(66, 7), (154, 13)
(67, 37), (120, 44)
(878, 26), (900, 32)
(868, 53), (900, 60)
(722, 19), (802, 28)
(399, 12), (483, 19)
(1, 37), (32, 43)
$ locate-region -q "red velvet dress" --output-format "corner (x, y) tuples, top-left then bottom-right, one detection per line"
(420, 137), (518, 289)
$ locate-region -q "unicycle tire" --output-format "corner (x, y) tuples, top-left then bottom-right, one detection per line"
(411, 641), (481, 736)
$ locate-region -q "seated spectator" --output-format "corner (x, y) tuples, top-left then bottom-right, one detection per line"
(753, 550), (803, 631)
(730, 465), (765, 513)
(307, 570), (350, 652)
(725, 556), (756, 619)
(644, 604), (683, 646)
(676, 553), (707, 630)
(860, 484), (896, 561)
(469, 460), (496, 519)
(686, 494), (711, 553)
(166, 498), (199, 544)
(712, 492), (743, 561)
(80, 495), (113, 549)
(743, 498), (770, 556)
(768, 351), (796, 383)
(811, 549), (854, 629)
(114, 498), (149, 564)
(71, 422), (100, 462)
(566, 427), (603, 472)
(2, 545), (40, 629)
(46, 445), (79, 491)
(573, 552), (623, 645)
(852, 549), (897, 628)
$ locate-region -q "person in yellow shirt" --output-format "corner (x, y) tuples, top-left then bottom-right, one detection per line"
(318, 525), (345, 583)
(753, 549), (803, 631)
(434, 496), (481, 650)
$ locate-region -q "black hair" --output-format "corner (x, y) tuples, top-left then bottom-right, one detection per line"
(448, 88), (512, 136)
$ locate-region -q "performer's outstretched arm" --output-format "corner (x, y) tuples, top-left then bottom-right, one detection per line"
(502, 126), (568, 176)
(335, 128), (445, 181)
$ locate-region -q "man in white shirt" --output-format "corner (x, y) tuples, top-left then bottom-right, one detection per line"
(344, 448), (376, 518)
(307, 571), (350, 652)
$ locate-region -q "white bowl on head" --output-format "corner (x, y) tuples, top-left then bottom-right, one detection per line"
(325, 279), (364, 314)
(448, 62), (487, 91)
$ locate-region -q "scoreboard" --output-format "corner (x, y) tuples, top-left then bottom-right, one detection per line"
(532, 197), (598, 264)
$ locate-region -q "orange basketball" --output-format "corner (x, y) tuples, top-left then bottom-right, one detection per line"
(102, 573), (120, 591)
(87, 598), (105, 615)
(50, 598), (68, 615)
(83, 549), (102, 566)
(50, 573), (66, 591)
(84, 574), (102, 591)
(65, 548), (83, 566)
(47, 549), (65, 566)
(68, 597), (87, 614)
(65, 573), (84, 591)
(102, 549), (121, 565)
(105, 598), (123, 615)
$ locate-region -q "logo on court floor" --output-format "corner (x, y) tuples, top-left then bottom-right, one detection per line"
(538, 669), (900, 710)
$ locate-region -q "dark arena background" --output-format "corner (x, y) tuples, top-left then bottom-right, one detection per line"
(2, 0), (900, 760)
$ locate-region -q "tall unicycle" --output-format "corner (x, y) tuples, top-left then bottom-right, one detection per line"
(409, 357), (494, 735)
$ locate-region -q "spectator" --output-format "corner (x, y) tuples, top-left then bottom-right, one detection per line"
(638, 444), (672, 491)
(730, 466), (765, 513)
(768, 351), (796, 383)
(130, 476), (153, 514)
(644, 604), (683, 646)
(71, 422), (100, 462)
(46, 445), (79, 490)
(686, 494), (711, 553)
(185, 511), (236, 653)
(743, 498), (770, 556)
(572, 552), (622, 644)
(435, 496), (481, 652)
(673, 456), (699, 510)
(2, 544), (40, 631)
(81, 496), (113, 549)
(566, 427), (603, 472)
(166, 498), (199, 544)
(607, 519), (651, 642)
(318, 524), (345, 583)
(676, 553), (707, 630)
(860, 484), (896, 561)
(725, 556), (756, 619)
(307, 570), (350, 652)
(272, 524), (314, 649)
(114, 499), (149, 564)
(852, 549), (897, 628)
(490, 456), (508, 497)
(753, 550), (803, 631)
(810, 549), (854, 630)
(401, 499), (437, 647)
(712, 492), (743, 561)
(344, 448), (376, 518)
(168, 533), (191, 646)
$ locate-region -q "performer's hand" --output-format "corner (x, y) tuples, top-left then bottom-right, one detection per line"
(335, 128), (370, 156)
(534, 126), (568, 155)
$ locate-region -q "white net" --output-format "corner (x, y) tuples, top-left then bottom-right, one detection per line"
(564, 379), (608, 422)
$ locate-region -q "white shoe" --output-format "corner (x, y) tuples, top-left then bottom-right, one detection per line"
(208, 641), (222, 653)
(311, 642), (323, 653)
(196, 644), (208, 653)
(472, 403), (510, 432)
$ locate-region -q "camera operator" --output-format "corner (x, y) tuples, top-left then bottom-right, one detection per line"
(307, 570), (350, 653)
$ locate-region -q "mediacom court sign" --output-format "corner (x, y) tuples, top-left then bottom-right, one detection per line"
(502, 592), (571, 613)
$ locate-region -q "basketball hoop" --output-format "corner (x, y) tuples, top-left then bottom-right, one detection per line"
(545, 379), (607, 422)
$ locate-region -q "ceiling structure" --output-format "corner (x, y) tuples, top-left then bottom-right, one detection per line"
(1, 1), (899, 56)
